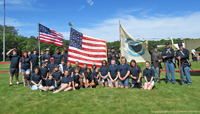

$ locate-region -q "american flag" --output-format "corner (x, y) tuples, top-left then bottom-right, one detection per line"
(39, 23), (63, 47)
(68, 28), (107, 68)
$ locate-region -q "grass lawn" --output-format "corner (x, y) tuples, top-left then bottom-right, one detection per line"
(0, 62), (200, 114)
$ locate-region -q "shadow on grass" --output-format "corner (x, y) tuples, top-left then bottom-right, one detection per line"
(190, 71), (200, 76)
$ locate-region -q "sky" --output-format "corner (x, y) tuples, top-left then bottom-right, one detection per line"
(0, 0), (200, 42)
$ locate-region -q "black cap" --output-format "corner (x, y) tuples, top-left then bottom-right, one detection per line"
(165, 42), (170, 45)
(111, 46), (115, 49)
(178, 42), (183, 46)
(153, 45), (157, 48)
(108, 46), (111, 49)
(56, 48), (60, 50)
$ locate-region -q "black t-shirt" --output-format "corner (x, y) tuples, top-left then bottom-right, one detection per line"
(48, 63), (56, 73)
(30, 54), (39, 67)
(40, 66), (49, 78)
(9, 55), (20, 68)
(46, 79), (55, 86)
(31, 73), (42, 86)
(53, 71), (62, 81)
(61, 76), (72, 84)
(19, 57), (31, 70)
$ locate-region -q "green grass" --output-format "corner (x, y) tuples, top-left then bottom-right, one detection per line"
(0, 62), (200, 114)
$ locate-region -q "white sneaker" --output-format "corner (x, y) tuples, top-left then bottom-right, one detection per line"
(16, 82), (19, 85)
(53, 90), (58, 93)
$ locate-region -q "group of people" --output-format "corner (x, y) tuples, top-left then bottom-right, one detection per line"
(6, 41), (192, 93)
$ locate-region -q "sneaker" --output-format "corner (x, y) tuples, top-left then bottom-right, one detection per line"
(28, 84), (31, 87)
(53, 90), (58, 93)
(24, 84), (26, 87)
(16, 82), (19, 85)
(80, 86), (84, 90)
(9, 84), (12, 86)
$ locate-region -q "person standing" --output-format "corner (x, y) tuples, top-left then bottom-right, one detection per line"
(19, 51), (32, 87)
(6, 48), (20, 86)
(110, 46), (120, 65)
(53, 48), (62, 65)
(107, 46), (112, 65)
(108, 59), (119, 88)
(43, 48), (51, 63)
(118, 57), (130, 89)
(99, 60), (109, 87)
(176, 43), (192, 85)
(148, 45), (162, 82)
(30, 48), (39, 72)
(161, 42), (176, 84)
(61, 47), (68, 64)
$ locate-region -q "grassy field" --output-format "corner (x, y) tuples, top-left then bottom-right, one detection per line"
(0, 62), (200, 114)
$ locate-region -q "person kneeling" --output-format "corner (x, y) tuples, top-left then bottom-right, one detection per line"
(84, 68), (96, 88)
(30, 67), (43, 90)
(143, 61), (155, 90)
(53, 70), (72, 93)
(40, 73), (55, 92)
(72, 67), (84, 90)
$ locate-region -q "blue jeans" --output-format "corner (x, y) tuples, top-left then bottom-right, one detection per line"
(165, 61), (176, 83)
(152, 66), (159, 81)
(181, 65), (192, 84)
(31, 84), (43, 90)
(120, 77), (129, 86)
(21, 69), (30, 73)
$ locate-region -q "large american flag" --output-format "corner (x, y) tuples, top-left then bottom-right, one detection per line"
(39, 23), (63, 47)
(68, 28), (107, 68)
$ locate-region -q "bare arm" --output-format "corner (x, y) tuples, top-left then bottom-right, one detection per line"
(138, 73), (142, 81)
(123, 71), (130, 79)
(144, 76), (148, 83)
(114, 73), (119, 81)
(6, 48), (14, 56)
(108, 72), (113, 80)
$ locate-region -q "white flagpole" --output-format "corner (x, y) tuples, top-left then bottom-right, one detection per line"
(3, 0), (5, 61)
(38, 22), (40, 64)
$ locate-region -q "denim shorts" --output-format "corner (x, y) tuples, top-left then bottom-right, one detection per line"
(21, 69), (30, 73)
(120, 77), (129, 86)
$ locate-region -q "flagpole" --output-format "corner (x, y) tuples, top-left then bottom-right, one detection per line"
(3, 0), (5, 61)
(38, 22), (40, 64)
(119, 20), (121, 58)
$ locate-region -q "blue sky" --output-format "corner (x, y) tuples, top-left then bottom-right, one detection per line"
(0, 0), (200, 42)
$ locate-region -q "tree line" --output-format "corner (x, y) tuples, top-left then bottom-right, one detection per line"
(0, 25), (198, 61)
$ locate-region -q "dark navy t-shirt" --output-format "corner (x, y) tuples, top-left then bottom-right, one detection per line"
(130, 66), (142, 84)
(118, 63), (130, 78)
(108, 65), (118, 79)
(48, 63), (56, 73)
(65, 67), (72, 77)
(46, 79), (55, 86)
(53, 53), (62, 65)
(61, 76), (72, 84)
(40, 66), (49, 78)
(9, 55), (20, 68)
(19, 57), (31, 70)
(53, 71), (62, 81)
(72, 74), (80, 82)
(31, 73), (42, 86)
(43, 54), (51, 63)
(99, 66), (108, 76)
(29, 54), (39, 67)
(63, 52), (68, 63)
(92, 69), (98, 77)
(143, 68), (155, 82)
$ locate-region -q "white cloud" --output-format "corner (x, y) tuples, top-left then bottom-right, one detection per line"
(78, 5), (85, 11)
(0, 17), (33, 27)
(73, 11), (200, 42)
(90, 2), (94, 6)
(87, 0), (92, 4)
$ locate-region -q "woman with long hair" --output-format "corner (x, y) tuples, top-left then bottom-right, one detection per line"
(30, 66), (43, 90)
(91, 64), (99, 86)
(99, 60), (109, 87)
(19, 51), (32, 87)
(84, 68), (96, 88)
(108, 59), (119, 88)
(118, 56), (130, 89)
(130, 59), (142, 89)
